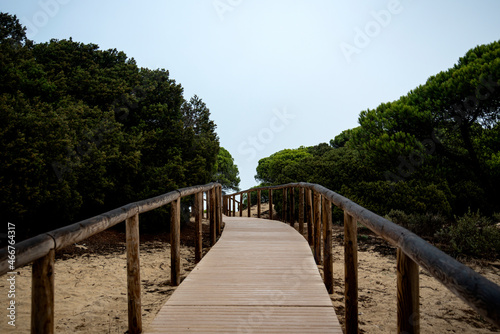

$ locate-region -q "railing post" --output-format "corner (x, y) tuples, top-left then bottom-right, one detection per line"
(307, 188), (313, 245)
(217, 186), (222, 236)
(247, 191), (251, 217)
(126, 213), (142, 334)
(290, 187), (295, 227)
(257, 189), (261, 218)
(282, 188), (287, 222)
(269, 189), (273, 220)
(299, 187), (304, 235)
(232, 194), (236, 217)
(31, 248), (55, 334)
(344, 212), (358, 334)
(313, 191), (322, 265)
(195, 192), (203, 263)
(171, 197), (181, 286)
(240, 193), (243, 217)
(397, 248), (420, 334)
(210, 187), (216, 246)
(322, 200), (333, 293)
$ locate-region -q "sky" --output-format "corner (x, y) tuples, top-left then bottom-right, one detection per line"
(2, 0), (500, 192)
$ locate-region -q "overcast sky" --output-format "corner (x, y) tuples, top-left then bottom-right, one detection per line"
(2, 0), (500, 191)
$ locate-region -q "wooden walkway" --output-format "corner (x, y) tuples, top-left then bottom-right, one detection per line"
(145, 216), (342, 333)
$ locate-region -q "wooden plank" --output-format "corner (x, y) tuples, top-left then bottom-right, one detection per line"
(126, 214), (142, 334)
(146, 217), (341, 333)
(344, 212), (358, 334)
(31, 249), (55, 334)
(397, 248), (420, 333)
(195, 192), (203, 263)
(290, 187), (295, 227)
(171, 198), (181, 286)
(323, 199), (333, 294)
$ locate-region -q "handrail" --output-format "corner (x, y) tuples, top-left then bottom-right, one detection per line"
(0, 182), (223, 334)
(223, 182), (500, 333)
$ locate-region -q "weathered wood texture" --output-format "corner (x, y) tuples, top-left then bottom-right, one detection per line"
(170, 198), (181, 286)
(313, 192), (322, 265)
(31, 249), (55, 334)
(322, 199), (333, 294)
(269, 189), (273, 220)
(240, 193), (243, 217)
(195, 192), (203, 263)
(299, 187), (305, 235)
(145, 217), (342, 333)
(290, 187), (295, 227)
(307, 188), (313, 245)
(126, 214), (142, 334)
(257, 189), (262, 218)
(247, 191), (251, 218)
(209, 188), (216, 245)
(344, 212), (358, 334)
(397, 248), (420, 333)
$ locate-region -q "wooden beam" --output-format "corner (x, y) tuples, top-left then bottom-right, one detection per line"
(299, 187), (304, 235)
(247, 191), (251, 217)
(195, 192), (203, 263)
(257, 190), (261, 218)
(232, 195), (236, 217)
(282, 188), (287, 223)
(240, 193), (243, 217)
(31, 248), (55, 334)
(210, 188), (216, 246)
(307, 188), (313, 245)
(313, 192), (321, 265)
(323, 200), (333, 293)
(397, 248), (420, 334)
(126, 213), (142, 334)
(269, 189), (273, 220)
(344, 212), (358, 334)
(170, 198), (181, 286)
(290, 187), (295, 227)
(217, 186), (222, 236)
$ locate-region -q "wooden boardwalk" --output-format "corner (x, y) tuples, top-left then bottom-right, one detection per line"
(145, 216), (342, 333)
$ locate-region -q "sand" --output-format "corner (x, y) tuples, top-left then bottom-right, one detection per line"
(1, 204), (499, 333)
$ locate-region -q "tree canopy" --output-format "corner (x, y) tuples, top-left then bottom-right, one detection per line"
(256, 40), (500, 223)
(0, 13), (234, 238)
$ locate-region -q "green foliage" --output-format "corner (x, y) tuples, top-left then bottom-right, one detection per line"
(439, 210), (500, 258)
(213, 147), (240, 193)
(0, 14), (220, 238)
(386, 210), (448, 238)
(254, 39), (500, 258)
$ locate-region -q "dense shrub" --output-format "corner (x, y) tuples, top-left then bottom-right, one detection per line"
(439, 210), (500, 258)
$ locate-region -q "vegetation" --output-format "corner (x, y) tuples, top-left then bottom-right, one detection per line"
(0, 13), (239, 239)
(255, 40), (500, 258)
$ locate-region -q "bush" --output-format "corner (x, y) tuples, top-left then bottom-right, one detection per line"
(440, 210), (500, 258)
(386, 210), (447, 237)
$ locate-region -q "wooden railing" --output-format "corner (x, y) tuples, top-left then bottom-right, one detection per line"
(223, 183), (500, 334)
(0, 182), (223, 334)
